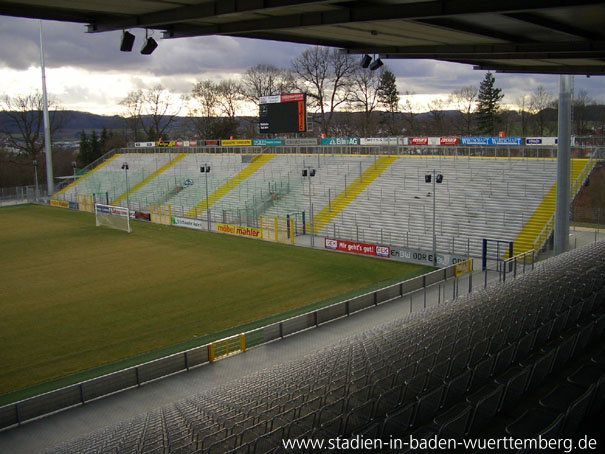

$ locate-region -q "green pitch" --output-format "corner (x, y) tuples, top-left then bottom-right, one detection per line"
(0, 205), (429, 403)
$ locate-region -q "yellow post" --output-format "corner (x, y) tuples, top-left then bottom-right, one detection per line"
(274, 217), (278, 242)
(260, 216), (263, 240)
(239, 334), (246, 352)
(208, 344), (215, 363)
(290, 219), (295, 244)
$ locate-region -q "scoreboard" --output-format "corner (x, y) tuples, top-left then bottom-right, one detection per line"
(259, 93), (307, 134)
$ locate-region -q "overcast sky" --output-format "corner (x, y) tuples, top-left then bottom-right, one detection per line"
(1, 15), (605, 116)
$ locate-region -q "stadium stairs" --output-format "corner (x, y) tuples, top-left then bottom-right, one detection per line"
(185, 154), (275, 218)
(512, 158), (595, 255)
(46, 241), (604, 454)
(111, 154), (188, 206)
(312, 155), (398, 234)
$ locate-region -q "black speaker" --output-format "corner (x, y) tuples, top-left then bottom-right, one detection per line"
(120, 31), (135, 52)
(302, 169), (308, 177)
(360, 54), (372, 68)
(425, 174), (431, 183)
(369, 58), (383, 71)
(310, 169), (316, 177)
(436, 174), (443, 183)
(140, 37), (158, 55)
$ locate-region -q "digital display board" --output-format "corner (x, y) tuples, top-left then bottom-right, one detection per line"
(259, 93), (307, 134)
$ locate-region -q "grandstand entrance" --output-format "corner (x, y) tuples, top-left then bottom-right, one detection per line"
(482, 238), (513, 272)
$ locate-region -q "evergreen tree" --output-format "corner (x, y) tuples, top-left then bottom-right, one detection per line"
(377, 70), (400, 134)
(77, 130), (92, 166)
(90, 130), (102, 162)
(476, 72), (504, 135)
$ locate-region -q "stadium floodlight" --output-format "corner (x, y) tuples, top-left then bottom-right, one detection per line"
(120, 30), (135, 52)
(302, 165), (316, 247)
(201, 164), (211, 231)
(360, 54), (372, 68)
(140, 36), (158, 55)
(121, 162), (129, 209)
(369, 58), (383, 71)
(425, 171), (444, 266)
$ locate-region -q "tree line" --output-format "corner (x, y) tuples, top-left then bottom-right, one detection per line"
(1, 45), (605, 177)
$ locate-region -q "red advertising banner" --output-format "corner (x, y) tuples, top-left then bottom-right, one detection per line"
(325, 238), (390, 258)
(411, 137), (429, 145)
(440, 137), (458, 146)
(281, 93), (304, 102)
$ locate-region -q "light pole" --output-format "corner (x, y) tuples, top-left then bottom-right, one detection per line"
(302, 166), (316, 246)
(32, 160), (39, 200)
(121, 162), (129, 209)
(425, 170), (443, 266)
(201, 164), (211, 231)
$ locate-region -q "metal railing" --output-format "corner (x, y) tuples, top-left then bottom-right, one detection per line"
(0, 260), (469, 432)
(502, 249), (536, 282)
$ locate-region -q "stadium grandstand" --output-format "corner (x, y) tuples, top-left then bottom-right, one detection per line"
(34, 240), (604, 453)
(52, 141), (599, 262)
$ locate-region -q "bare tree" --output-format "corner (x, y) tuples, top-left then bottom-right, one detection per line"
(348, 65), (383, 136)
(426, 98), (448, 135)
(119, 90), (144, 141)
(400, 91), (419, 135)
(188, 80), (220, 138)
(450, 85), (478, 136)
(216, 79), (243, 118)
(572, 89), (594, 135)
(0, 92), (65, 160)
(529, 86), (555, 136)
(292, 46), (355, 136)
(120, 86), (181, 141)
(241, 64), (296, 104)
(516, 95), (531, 137)
(140, 85), (181, 141)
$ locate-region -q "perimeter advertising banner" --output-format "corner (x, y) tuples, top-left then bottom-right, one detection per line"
(321, 138), (359, 146)
(171, 216), (203, 230)
(221, 140), (253, 146)
(526, 137), (558, 146)
(217, 223), (261, 239)
(360, 137), (399, 146)
(324, 238), (390, 258)
(252, 139), (283, 146)
(461, 137), (522, 146)
(285, 138), (319, 146)
(134, 142), (155, 147)
(50, 200), (69, 208)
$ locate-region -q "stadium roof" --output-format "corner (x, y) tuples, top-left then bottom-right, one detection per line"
(1, 1), (605, 75)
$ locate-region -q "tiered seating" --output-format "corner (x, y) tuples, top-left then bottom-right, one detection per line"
(56, 153), (593, 257)
(47, 241), (604, 454)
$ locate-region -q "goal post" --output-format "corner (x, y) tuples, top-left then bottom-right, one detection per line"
(95, 204), (131, 233)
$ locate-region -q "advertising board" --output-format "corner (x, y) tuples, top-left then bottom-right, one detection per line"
(217, 223), (261, 238)
(171, 216), (203, 230)
(321, 138), (359, 145)
(221, 140), (253, 146)
(324, 238), (390, 258)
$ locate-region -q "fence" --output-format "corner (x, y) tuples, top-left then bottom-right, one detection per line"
(0, 261), (466, 432)
(0, 185), (46, 206)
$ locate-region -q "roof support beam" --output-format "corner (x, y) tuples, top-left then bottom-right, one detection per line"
(161, 0), (605, 38)
(87, 0), (332, 33)
(504, 12), (604, 40)
(348, 40), (605, 57)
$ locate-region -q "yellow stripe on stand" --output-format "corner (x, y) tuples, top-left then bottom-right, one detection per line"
(53, 154), (120, 198)
(312, 156), (398, 234)
(186, 154), (275, 218)
(112, 154), (188, 205)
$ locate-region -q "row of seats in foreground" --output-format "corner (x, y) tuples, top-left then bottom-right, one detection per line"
(48, 241), (604, 453)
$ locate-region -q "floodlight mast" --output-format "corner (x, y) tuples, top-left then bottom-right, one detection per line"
(39, 21), (53, 195)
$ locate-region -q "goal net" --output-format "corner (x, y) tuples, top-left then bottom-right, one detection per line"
(95, 204), (131, 233)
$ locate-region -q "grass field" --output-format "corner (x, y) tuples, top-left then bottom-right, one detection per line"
(0, 204), (430, 403)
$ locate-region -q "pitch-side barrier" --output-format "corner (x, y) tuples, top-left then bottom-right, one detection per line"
(0, 260), (476, 431)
